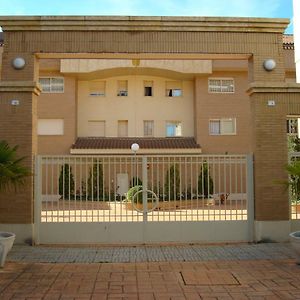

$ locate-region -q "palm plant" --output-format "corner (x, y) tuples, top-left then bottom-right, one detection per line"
(0, 140), (31, 191)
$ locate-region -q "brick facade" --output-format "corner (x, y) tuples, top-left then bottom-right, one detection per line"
(0, 16), (299, 237)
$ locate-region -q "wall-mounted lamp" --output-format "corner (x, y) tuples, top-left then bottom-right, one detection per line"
(11, 99), (20, 106)
(12, 57), (26, 70)
(267, 100), (276, 106)
(263, 59), (276, 71)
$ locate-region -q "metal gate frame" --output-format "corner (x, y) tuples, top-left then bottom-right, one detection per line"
(33, 154), (254, 244)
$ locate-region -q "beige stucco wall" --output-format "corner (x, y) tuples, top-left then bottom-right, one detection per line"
(37, 72), (77, 154)
(77, 75), (194, 137)
(195, 71), (252, 154)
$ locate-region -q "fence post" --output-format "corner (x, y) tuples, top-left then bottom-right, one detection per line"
(33, 155), (42, 245)
(246, 154), (255, 242)
(142, 156), (148, 222)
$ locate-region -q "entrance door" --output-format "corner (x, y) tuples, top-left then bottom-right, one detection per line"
(117, 173), (129, 197)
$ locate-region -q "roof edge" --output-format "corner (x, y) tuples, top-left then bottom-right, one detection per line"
(0, 16), (290, 33)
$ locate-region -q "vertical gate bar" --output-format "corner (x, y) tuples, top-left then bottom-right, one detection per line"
(196, 156), (199, 221)
(142, 156), (148, 222)
(102, 157), (105, 222)
(68, 157), (71, 222)
(183, 157), (186, 221)
(130, 156), (134, 222)
(45, 157), (48, 222)
(241, 156), (244, 219)
(51, 157), (54, 222)
(74, 156), (77, 222)
(114, 157), (116, 222)
(235, 157), (238, 220)
(79, 156), (82, 223)
(229, 156), (232, 220)
(108, 157), (111, 222)
(246, 154), (254, 242)
(57, 158), (60, 222)
(33, 156), (42, 245)
(190, 156), (193, 220)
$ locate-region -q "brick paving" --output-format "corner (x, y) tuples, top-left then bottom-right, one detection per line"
(7, 243), (297, 263)
(0, 243), (299, 299)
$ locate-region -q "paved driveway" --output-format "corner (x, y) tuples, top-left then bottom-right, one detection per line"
(0, 243), (299, 299)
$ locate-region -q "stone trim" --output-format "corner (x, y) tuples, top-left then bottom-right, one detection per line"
(0, 16), (289, 33)
(247, 82), (300, 95)
(0, 81), (41, 95)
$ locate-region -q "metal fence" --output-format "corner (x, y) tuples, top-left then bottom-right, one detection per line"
(289, 152), (300, 220)
(35, 155), (251, 223)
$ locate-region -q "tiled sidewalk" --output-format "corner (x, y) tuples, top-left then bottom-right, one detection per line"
(7, 243), (297, 263)
(0, 243), (299, 299)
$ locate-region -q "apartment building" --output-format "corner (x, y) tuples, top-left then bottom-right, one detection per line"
(0, 17), (300, 244)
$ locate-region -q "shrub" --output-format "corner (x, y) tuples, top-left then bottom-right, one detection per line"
(198, 162), (213, 198)
(59, 164), (75, 199)
(285, 160), (300, 204)
(127, 185), (143, 204)
(0, 140), (31, 191)
(87, 163), (104, 199)
(164, 164), (180, 200)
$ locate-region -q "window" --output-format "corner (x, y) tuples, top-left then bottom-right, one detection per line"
(166, 121), (182, 137)
(144, 81), (153, 96)
(39, 77), (64, 93)
(89, 81), (105, 96)
(117, 80), (128, 96)
(38, 119), (64, 135)
(166, 81), (183, 97)
(209, 118), (236, 135)
(118, 120), (128, 137)
(208, 78), (235, 93)
(287, 118), (298, 135)
(88, 120), (105, 137)
(144, 120), (154, 136)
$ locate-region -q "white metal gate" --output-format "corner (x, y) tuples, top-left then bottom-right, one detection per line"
(34, 154), (254, 244)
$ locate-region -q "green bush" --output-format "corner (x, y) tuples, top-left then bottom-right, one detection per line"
(87, 163), (104, 199)
(59, 164), (75, 199)
(285, 160), (300, 204)
(127, 185), (143, 204)
(198, 162), (213, 198)
(164, 164), (180, 200)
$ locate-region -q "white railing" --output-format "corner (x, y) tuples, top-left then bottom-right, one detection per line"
(35, 155), (251, 223)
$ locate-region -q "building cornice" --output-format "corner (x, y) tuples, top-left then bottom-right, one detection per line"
(0, 81), (41, 95)
(0, 16), (290, 33)
(247, 82), (300, 95)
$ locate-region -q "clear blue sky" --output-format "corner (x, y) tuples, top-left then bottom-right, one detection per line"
(0, 0), (294, 33)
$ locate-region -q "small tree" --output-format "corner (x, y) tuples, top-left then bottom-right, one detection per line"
(198, 162), (214, 198)
(165, 164), (180, 200)
(59, 164), (75, 199)
(87, 163), (104, 199)
(0, 140), (31, 191)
